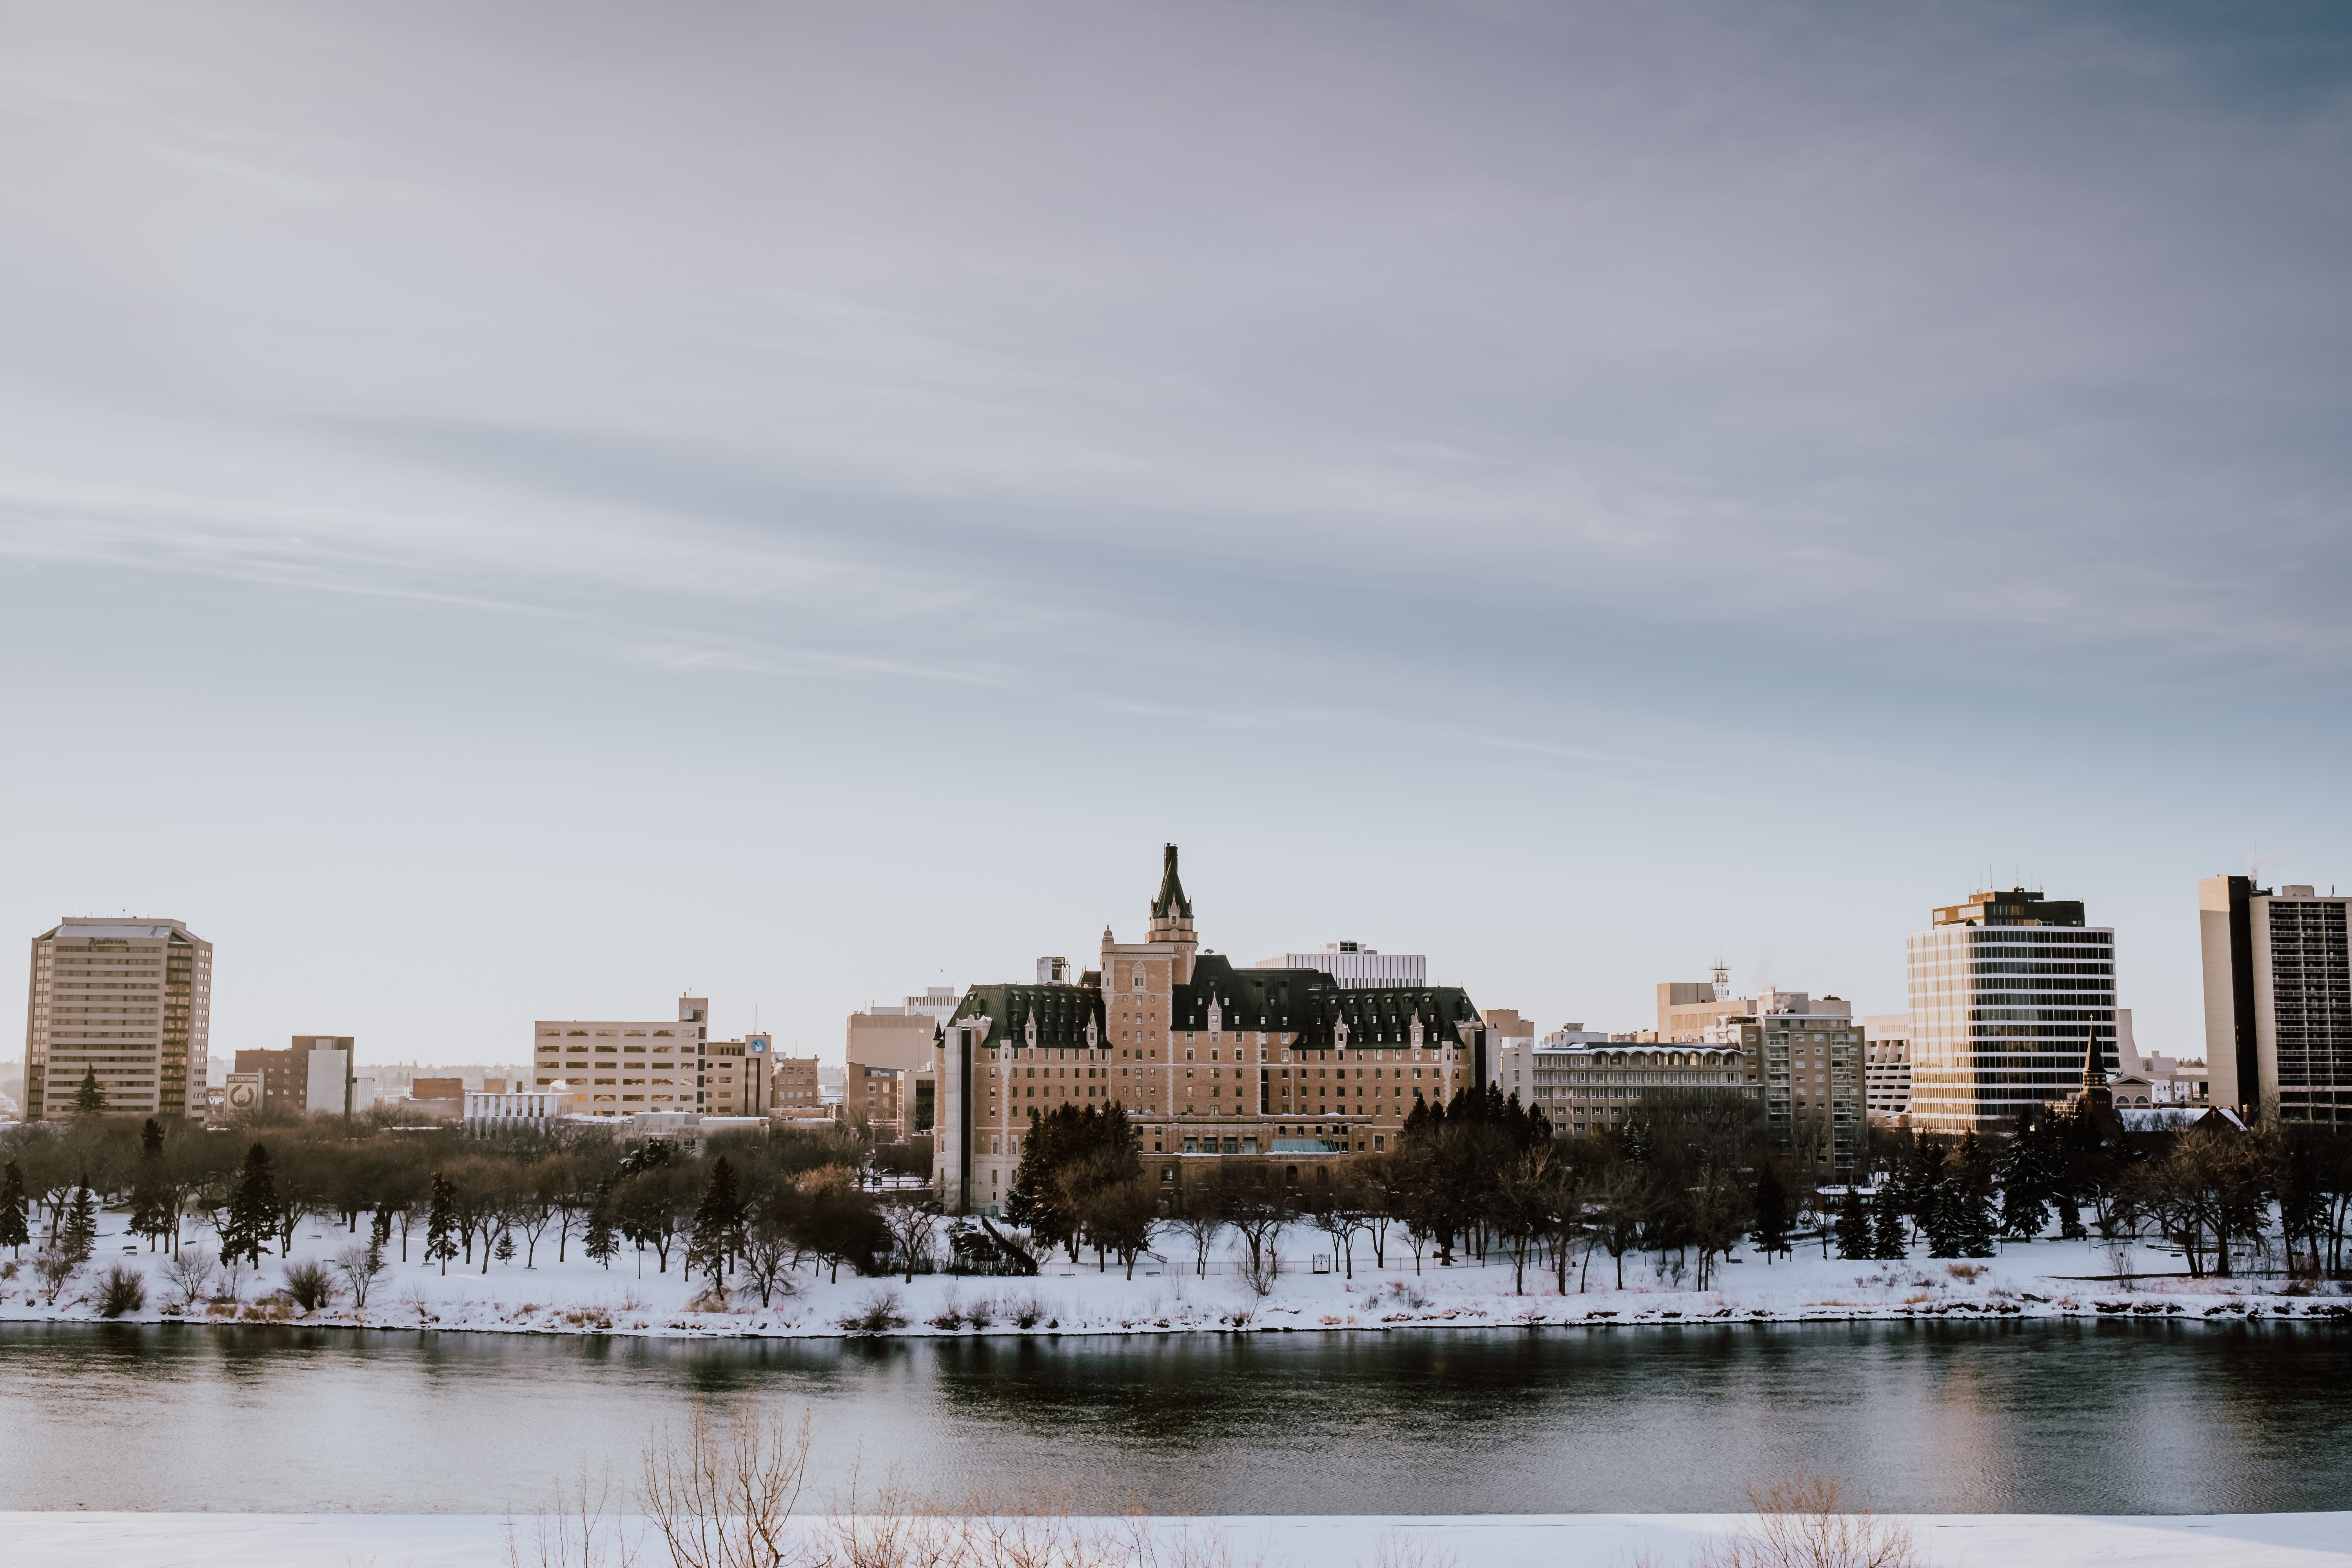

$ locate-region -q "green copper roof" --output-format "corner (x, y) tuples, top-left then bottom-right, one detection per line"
(1151, 843), (1192, 920)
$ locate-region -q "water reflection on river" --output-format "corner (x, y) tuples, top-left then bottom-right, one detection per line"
(3, 1319), (2345, 1514)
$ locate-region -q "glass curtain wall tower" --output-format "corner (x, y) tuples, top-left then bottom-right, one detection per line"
(1906, 888), (2116, 1134)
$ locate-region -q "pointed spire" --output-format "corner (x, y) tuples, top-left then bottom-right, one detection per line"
(1151, 843), (1192, 920)
(2081, 1025), (2108, 1089)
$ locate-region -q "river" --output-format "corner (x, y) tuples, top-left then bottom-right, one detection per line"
(3, 1319), (2345, 1515)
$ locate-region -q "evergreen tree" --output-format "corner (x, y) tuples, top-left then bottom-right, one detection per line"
(1872, 1190), (1909, 1259)
(221, 1143), (279, 1266)
(1953, 1136), (2000, 1258)
(0, 1161), (28, 1257)
(72, 1066), (107, 1117)
(1749, 1164), (1793, 1261)
(61, 1180), (99, 1267)
(686, 1156), (745, 1282)
(494, 1230), (516, 1265)
(1834, 1187), (1871, 1260)
(130, 1118), (174, 1251)
(425, 1171), (459, 1275)
(584, 1184), (617, 1270)
(2057, 1189), (2087, 1240)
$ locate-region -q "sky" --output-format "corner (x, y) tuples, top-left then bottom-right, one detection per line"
(2, 1), (2348, 1070)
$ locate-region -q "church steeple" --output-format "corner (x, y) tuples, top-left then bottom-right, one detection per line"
(2077, 1023), (2117, 1130)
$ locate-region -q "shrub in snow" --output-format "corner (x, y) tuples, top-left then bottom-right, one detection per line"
(837, 1289), (907, 1334)
(280, 1259), (338, 1313)
(94, 1263), (146, 1318)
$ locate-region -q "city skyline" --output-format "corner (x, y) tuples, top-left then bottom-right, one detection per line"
(4, 3), (2348, 1070)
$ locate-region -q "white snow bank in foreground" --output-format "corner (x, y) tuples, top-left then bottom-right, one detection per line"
(5, 1512), (2345, 1568)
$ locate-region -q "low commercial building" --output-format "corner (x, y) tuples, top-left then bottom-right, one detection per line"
(849, 1063), (905, 1134)
(1255, 942), (1428, 989)
(232, 1045), (313, 1117)
(771, 1055), (822, 1115)
(1533, 1040), (1756, 1134)
(465, 1090), (563, 1135)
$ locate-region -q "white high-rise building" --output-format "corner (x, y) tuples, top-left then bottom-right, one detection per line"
(1906, 887), (2116, 1134)
(1256, 942), (1426, 988)
(2200, 876), (2351, 1124)
(24, 918), (212, 1121)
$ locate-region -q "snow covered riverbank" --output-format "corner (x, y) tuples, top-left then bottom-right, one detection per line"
(5, 1206), (2345, 1339)
(7, 1512), (2347, 1568)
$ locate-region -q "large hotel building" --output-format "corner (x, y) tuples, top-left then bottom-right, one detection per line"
(1905, 887), (2117, 1134)
(24, 917), (212, 1121)
(936, 847), (1491, 1216)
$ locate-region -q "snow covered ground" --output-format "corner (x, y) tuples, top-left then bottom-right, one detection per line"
(6, 1512), (2347, 1568)
(4, 1206), (2344, 1338)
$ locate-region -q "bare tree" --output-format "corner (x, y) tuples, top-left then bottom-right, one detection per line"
(1222, 1176), (1292, 1281)
(1169, 1165), (1227, 1278)
(1698, 1470), (1917, 1568)
(641, 1405), (815, 1568)
(737, 1206), (800, 1309)
(161, 1245), (218, 1311)
(1308, 1181), (1369, 1281)
(334, 1241), (388, 1309)
(505, 1466), (643, 1568)
(882, 1202), (939, 1284)
(508, 1183), (557, 1268)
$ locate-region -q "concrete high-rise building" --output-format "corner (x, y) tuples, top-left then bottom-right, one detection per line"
(2200, 876), (2351, 1124)
(1862, 1013), (1912, 1124)
(1256, 943), (1427, 989)
(25, 918), (212, 1120)
(1906, 887), (2116, 1135)
(1711, 993), (1862, 1176)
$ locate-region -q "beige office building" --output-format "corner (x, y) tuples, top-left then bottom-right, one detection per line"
(704, 1032), (772, 1117)
(1658, 969), (1752, 1040)
(25, 918), (212, 1120)
(532, 995), (709, 1115)
(2201, 876), (2352, 1124)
